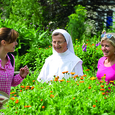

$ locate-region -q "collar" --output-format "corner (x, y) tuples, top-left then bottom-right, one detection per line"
(0, 54), (11, 68)
(53, 49), (70, 57)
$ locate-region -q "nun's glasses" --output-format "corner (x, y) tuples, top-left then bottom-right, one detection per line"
(52, 40), (66, 45)
(101, 34), (115, 39)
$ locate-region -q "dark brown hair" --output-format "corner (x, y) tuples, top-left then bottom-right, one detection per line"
(0, 27), (19, 44)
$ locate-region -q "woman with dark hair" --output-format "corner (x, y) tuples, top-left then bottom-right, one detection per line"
(0, 27), (29, 109)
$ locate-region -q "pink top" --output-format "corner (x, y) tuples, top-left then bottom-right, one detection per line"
(97, 56), (115, 82)
(0, 54), (24, 96)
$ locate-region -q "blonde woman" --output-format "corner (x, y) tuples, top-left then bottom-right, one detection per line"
(97, 33), (115, 84)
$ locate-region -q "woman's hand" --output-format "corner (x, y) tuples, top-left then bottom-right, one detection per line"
(19, 65), (29, 78)
(0, 98), (4, 108)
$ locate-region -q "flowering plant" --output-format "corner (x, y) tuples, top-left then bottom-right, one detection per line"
(1, 70), (115, 115)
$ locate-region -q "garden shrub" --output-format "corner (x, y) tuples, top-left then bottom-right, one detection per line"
(15, 46), (52, 71)
(0, 0), (43, 27)
(74, 35), (103, 73)
(66, 5), (87, 43)
(66, 5), (96, 43)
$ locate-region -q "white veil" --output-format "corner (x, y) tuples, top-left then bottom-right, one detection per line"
(52, 29), (74, 54)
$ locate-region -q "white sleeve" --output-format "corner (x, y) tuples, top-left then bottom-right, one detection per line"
(72, 62), (83, 76)
(37, 63), (46, 83)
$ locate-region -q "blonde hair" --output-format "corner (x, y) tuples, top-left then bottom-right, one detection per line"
(101, 33), (115, 47)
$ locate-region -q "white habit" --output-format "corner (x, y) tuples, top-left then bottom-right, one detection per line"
(37, 29), (83, 83)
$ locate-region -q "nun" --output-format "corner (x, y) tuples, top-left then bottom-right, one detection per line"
(37, 29), (83, 83)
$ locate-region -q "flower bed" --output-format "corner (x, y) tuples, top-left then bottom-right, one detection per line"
(1, 70), (115, 115)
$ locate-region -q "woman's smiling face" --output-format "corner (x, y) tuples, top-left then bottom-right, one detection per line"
(101, 40), (115, 57)
(52, 34), (67, 53)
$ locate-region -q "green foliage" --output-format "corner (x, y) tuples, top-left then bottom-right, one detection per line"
(66, 5), (90, 43)
(0, 0), (43, 26)
(1, 71), (115, 115)
(37, 0), (83, 29)
(74, 35), (103, 73)
(15, 46), (52, 71)
(0, 0), (85, 30)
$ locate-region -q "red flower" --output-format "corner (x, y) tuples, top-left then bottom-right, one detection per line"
(70, 72), (75, 75)
(100, 81), (104, 83)
(32, 80), (35, 82)
(85, 69), (90, 71)
(20, 86), (25, 88)
(50, 94), (54, 98)
(80, 77), (83, 80)
(90, 77), (96, 80)
(110, 81), (114, 83)
(50, 91), (53, 93)
(59, 79), (64, 82)
(42, 106), (45, 109)
(54, 76), (59, 81)
(93, 105), (96, 108)
(88, 87), (91, 89)
(31, 86), (34, 90)
(10, 97), (15, 101)
(62, 71), (68, 74)
(104, 97), (107, 99)
(100, 88), (105, 91)
(15, 99), (19, 104)
(10, 92), (15, 94)
(79, 81), (84, 83)
(74, 75), (79, 79)
(100, 85), (104, 88)
(92, 44), (94, 46)
(62, 71), (66, 74)
(102, 92), (105, 95)
(24, 105), (31, 108)
(83, 75), (87, 77)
